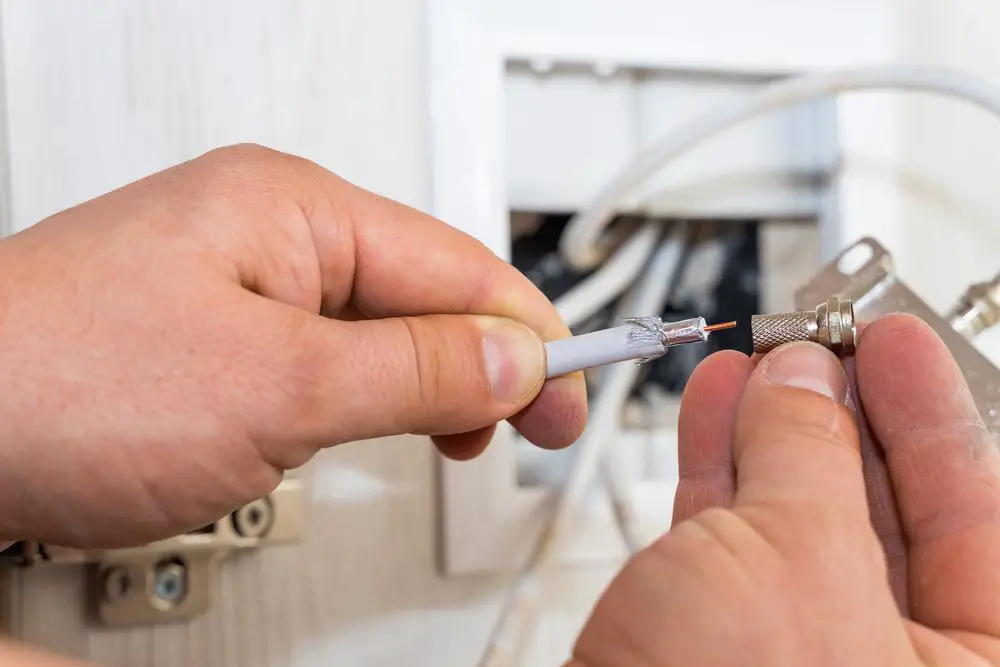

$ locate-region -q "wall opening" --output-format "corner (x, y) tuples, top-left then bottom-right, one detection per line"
(510, 213), (766, 488)
(502, 59), (832, 492)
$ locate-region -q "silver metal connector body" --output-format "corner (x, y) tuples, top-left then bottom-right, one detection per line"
(660, 316), (710, 346)
(948, 273), (1000, 340)
(751, 296), (856, 357)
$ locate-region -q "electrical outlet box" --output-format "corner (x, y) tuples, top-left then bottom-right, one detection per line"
(428, 0), (900, 575)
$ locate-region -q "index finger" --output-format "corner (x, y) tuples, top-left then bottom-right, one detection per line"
(311, 163), (588, 449)
(858, 313), (1000, 637)
(195, 146), (588, 449)
(291, 151), (571, 341)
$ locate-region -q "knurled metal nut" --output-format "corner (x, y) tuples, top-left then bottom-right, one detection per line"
(750, 296), (856, 357)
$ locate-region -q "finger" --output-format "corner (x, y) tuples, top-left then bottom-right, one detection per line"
(906, 620), (1000, 667)
(0, 641), (93, 667)
(250, 310), (557, 467)
(732, 342), (865, 523)
(752, 322), (909, 608)
(672, 350), (753, 524)
(858, 313), (1000, 635)
(433, 425), (496, 461)
(845, 354), (910, 613)
(312, 170), (589, 450)
(196, 145), (588, 450)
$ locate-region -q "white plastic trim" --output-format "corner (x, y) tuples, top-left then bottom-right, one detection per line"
(428, 0), (901, 574)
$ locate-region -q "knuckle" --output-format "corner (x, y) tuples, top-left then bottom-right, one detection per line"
(650, 508), (755, 572)
(397, 317), (490, 432)
(185, 144), (323, 245)
(462, 262), (499, 313)
(400, 317), (447, 416)
(202, 142), (285, 168)
(255, 315), (330, 428)
(746, 500), (881, 573)
(743, 386), (857, 439)
(750, 501), (835, 546)
(634, 510), (785, 631)
(195, 143), (309, 198)
(747, 411), (857, 458)
(270, 324), (322, 402)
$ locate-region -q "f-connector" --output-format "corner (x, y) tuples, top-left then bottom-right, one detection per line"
(751, 296), (856, 357)
(948, 273), (1000, 340)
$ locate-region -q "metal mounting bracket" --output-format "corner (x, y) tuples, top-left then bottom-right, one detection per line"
(0, 479), (303, 627)
(796, 237), (1000, 439)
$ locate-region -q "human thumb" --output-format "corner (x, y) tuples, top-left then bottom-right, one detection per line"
(732, 341), (866, 518)
(273, 313), (548, 451)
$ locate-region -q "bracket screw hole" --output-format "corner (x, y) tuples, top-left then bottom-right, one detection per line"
(232, 498), (274, 538)
(103, 567), (134, 603)
(836, 243), (874, 276)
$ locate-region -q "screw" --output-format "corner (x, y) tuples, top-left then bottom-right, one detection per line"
(153, 559), (188, 606)
(103, 567), (134, 603)
(232, 498), (273, 538)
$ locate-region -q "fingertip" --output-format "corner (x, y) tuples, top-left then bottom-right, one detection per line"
(509, 374), (588, 450)
(857, 312), (938, 370)
(679, 352), (754, 460)
(477, 316), (548, 405)
(691, 349), (754, 385)
(433, 425), (497, 461)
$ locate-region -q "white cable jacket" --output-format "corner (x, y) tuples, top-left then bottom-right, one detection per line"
(544, 324), (664, 378)
(554, 222), (660, 328)
(559, 65), (1000, 270)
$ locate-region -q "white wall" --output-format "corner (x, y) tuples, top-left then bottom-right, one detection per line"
(894, 0), (1000, 312)
(2, 1), (1000, 666)
(0, 0), (430, 229)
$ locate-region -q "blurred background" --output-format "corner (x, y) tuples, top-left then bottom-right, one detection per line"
(2, 1), (1000, 666)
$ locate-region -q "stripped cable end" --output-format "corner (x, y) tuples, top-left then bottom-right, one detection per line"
(705, 320), (737, 333)
(623, 316), (669, 365)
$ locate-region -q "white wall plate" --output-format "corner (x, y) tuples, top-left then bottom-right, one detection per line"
(428, 0), (901, 575)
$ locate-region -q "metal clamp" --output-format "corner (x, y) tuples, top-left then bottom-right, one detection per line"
(795, 237), (1000, 439)
(1, 479), (303, 627)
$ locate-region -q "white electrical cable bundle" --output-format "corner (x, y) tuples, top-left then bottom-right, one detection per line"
(560, 65), (1000, 272)
(555, 222), (660, 329)
(478, 65), (1000, 667)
